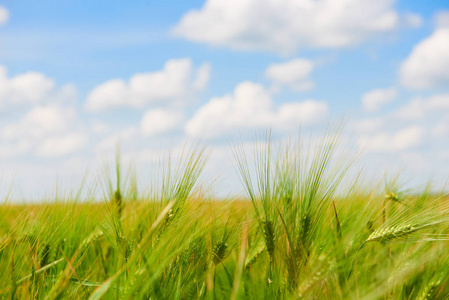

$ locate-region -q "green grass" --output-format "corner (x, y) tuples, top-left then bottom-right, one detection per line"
(0, 134), (449, 299)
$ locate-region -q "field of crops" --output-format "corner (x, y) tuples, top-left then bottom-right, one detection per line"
(1, 132), (448, 299)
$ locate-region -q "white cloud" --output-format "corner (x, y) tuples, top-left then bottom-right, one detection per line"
(357, 126), (423, 153)
(399, 18), (449, 89)
(362, 87), (397, 112)
(36, 133), (88, 157)
(0, 6), (8, 25)
(0, 105), (85, 158)
(0, 66), (77, 111)
(185, 81), (328, 138)
(0, 66), (59, 108)
(141, 108), (184, 136)
(352, 118), (384, 133)
(1, 105), (76, 141)
(0, 66), (83, 158)
(265, 59), (315, 92)
(172, 0), (400, 54)
(395, 94), (449, 120)
(85, 58), (210, 111)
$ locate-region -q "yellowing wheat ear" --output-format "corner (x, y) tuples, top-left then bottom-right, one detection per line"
(416, 279), (442, 300)
(366, 223), (419, 243)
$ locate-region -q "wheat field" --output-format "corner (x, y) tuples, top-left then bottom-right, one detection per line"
(1, 130), (448, 299)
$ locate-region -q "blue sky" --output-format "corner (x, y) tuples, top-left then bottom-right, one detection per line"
(0, 0), (449, 199)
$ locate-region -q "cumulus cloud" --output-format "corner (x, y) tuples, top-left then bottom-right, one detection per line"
(185, 81), (328, 138)
(0, 66), (77, 111)
(0, 105), (87, 158)
(0, 6), (8, 25)
(85, 59), (210, 111)
(1, 105), (76, 141)
(394, 94), (449, 120)
(36, 133), (88, 157)
(0, 65), (86, 158)
(357, 126), (424, 153)
(141, 109), (184, 136)
(362, 87), (397, 112)
(265, 59), (315, 92)
(0, 66), (52, 107)
(172, 0), (401, 54)
(399, 14), (449, 89)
